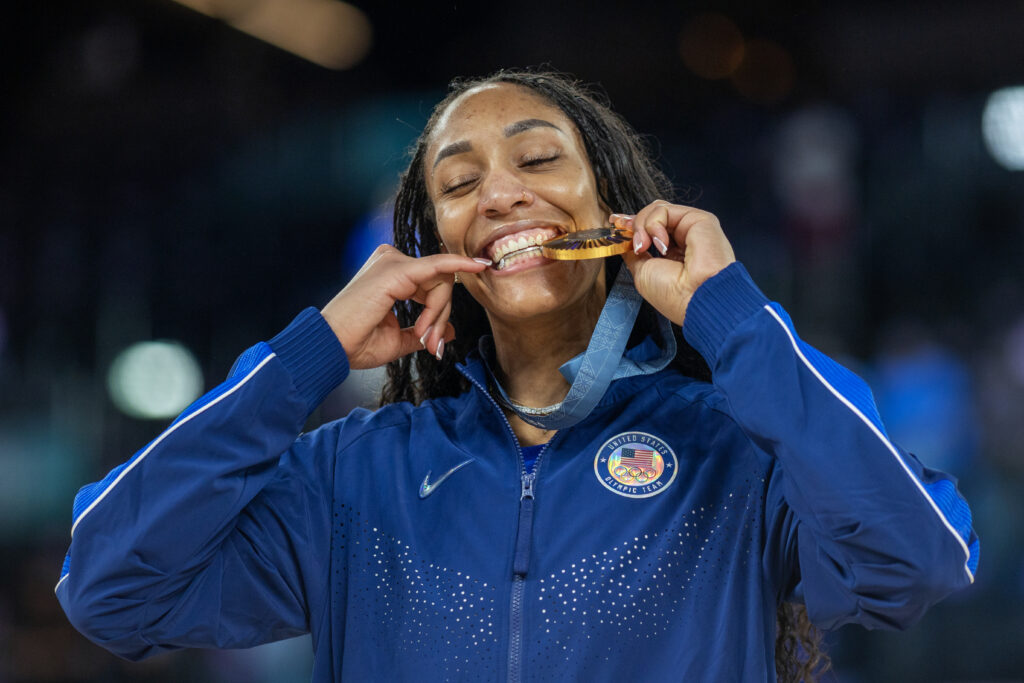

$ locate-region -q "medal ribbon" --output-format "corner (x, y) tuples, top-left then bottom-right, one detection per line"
(483, 266), (676, 430)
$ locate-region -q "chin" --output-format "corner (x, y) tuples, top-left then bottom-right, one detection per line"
(477, 262), (604, 322)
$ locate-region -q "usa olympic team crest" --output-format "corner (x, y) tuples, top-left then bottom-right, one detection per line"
(594, 431), (677, 499)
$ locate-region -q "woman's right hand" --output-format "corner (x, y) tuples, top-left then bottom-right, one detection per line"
(320, 245), (490, 370)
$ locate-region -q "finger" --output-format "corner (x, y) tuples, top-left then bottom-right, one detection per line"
(413, 307), (455, 359)
(609, 213), (634, 229)
(412, 299), (453, 347)
(610, 213), (645, 254)
(390, 253), (489, 305)
(378, 320), (459, 366)
(409, 272), (454, 307)
(415, 279), (454, 338)
(394, 326), (432, 360)
(433, 302), (456, 360)
(621, 210), (654, 255)
(424, 299), (454, 359)
(647, 202), (719, 252)
(340, 250), (483, 323)
(400, 253), (490, 285)
(349, 243), (401, 280)
(634, 202), (674, 256)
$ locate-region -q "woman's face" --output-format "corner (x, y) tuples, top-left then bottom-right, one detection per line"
(425, 83), (608, 323)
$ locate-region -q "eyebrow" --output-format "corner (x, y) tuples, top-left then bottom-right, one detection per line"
(432, 140), (472, 169)
(503, 118), (561, 137)
(432, 118), (563, 169)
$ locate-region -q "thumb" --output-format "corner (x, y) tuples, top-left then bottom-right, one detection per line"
(618, 251), (688, 326)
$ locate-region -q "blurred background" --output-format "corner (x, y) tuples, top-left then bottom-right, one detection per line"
(2, 0), (1023, 680)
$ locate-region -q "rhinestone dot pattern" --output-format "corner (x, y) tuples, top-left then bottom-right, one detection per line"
(527, 483), (763, 680)
(331, 503), (500, 679)
(327, 470), (767, 681)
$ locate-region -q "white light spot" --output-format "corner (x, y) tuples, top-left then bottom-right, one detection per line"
(107, 340), (203, 419)
(983, 86), (1024, 171)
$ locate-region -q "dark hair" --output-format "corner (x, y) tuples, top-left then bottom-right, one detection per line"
(382, 68), (828, 681)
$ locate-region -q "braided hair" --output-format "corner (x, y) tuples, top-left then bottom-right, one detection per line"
(383, 68), (829, 682)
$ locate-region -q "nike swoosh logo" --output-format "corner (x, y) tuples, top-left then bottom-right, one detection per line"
(419, 458), (475, 499)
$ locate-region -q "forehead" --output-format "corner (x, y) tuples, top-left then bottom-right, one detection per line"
(428, 83), (574, 148)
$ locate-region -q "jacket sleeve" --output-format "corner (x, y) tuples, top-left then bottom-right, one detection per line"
(55, 308), (349, 659)
(682, 263), (979, 631)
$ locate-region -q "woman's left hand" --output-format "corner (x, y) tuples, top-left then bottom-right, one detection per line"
(615, 200), (736, 326)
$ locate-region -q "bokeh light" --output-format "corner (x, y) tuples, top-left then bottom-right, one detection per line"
(107, 341), (204, 420)
(174, 0), (372, 70)
(678, 12), (745, 80)
(982, 86), (1024, 171)
(732, 39), (795, 105)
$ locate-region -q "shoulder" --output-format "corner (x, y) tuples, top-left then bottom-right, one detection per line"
(646, 369), (768, 465)
(651, 368), (729, 414)
(310, 390), (475, 448)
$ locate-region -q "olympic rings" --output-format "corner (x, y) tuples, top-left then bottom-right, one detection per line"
(610, 456), (662, 485)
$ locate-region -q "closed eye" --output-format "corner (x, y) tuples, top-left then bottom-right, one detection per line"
(521, 154), (560, 167)
(440, 175), (477, 195)
(439, 154), (560, 195)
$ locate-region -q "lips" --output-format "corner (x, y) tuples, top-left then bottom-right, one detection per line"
(477, 222), (565, 264)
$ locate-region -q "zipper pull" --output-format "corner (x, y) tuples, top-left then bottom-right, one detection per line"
(520, 472), (535, 500)
(513, 472), (536, 576)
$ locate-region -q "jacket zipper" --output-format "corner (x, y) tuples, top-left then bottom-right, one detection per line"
(461, 372), (555, 683)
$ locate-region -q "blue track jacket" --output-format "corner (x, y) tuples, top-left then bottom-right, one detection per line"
(57, 263), (978, 682)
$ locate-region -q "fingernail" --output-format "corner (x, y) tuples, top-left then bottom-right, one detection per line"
(435, 339), (444, 360)
(419, 325), (433, 348)
(652, 236), (668, 255)
(633, 233), (643, 254)
(473, 257), (492, 266)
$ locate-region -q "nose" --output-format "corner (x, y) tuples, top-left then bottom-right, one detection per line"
(477, 170), (534, 217)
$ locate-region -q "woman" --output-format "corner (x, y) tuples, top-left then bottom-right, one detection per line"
(58, 70), (977, 682)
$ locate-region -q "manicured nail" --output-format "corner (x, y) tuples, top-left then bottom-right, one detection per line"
(633, 233), (643, 254)
(435, 339), (444, 360)
(652, 236), (668, 255)
(473, 257), (493, 266)
(419, 325), (433, 348)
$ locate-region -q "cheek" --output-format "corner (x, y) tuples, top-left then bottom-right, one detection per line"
(433, 204), (468, 254)
(558, 162), (606, 220)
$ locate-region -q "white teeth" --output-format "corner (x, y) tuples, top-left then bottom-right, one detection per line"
(495, 246), (543, 270)
(489, 230), (558, 264)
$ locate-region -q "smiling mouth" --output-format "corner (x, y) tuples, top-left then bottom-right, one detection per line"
(494, 245), (545, 270)
(485, 227), (562, 270)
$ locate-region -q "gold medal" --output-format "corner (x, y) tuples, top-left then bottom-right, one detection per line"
(540, 227), (635, 261)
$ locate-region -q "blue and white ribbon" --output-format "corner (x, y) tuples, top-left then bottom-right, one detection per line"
(483, 266), (675, 430)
